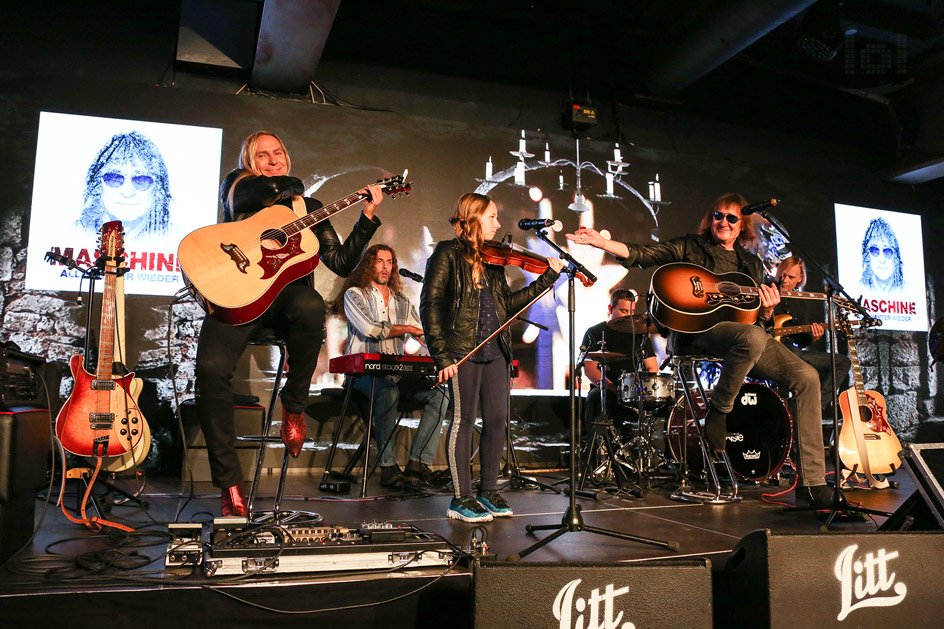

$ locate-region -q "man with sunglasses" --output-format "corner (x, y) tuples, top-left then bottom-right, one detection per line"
(566, 193), (831, 508)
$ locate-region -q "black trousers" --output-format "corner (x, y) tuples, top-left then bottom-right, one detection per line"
(194, 284), (326, 488)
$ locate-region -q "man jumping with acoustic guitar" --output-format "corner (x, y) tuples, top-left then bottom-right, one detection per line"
(194, 130), (384, 517)
(566, 193), (831, 507)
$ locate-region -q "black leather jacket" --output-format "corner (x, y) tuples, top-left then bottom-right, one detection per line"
(617, 233), (765, 283)
(420, 239), (560, 371)
(221, 170), (379, 285)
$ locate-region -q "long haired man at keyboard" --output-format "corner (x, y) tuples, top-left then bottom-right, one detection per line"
(333, 244), (448, 487)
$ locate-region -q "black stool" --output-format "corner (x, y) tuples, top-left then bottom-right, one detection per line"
(667, 354), (741, 504)
(238, 330), (321, 524)
(321, 376), (429, 497)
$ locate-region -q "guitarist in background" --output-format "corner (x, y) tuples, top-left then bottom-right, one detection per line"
(195, 130), (384, 516)
(774, 256), (851, 417)
(567, 193), (831, 508)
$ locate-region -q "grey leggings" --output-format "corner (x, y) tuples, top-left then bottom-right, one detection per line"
(446, 358), (509, 499)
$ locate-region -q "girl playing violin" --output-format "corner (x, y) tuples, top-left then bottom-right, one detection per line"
(420, 192), (563, 522)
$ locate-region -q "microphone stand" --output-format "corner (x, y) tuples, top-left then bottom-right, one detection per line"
(753, 210), (892, 527)
(509, 228), (677, 561)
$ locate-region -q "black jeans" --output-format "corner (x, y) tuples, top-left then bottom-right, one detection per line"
(194, 284), (326, 488)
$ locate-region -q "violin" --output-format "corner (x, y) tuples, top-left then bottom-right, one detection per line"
(480, 240), (595, 287)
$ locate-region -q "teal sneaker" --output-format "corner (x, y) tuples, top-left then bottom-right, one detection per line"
(476, 490), (513, 517)
(447, 496), (493, 522)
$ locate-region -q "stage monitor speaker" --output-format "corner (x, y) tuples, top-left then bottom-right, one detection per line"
(0, 408), (51, 564)
(880, 442), (944, 531)
(716, 528), (944, 628)
(473, 559), (711, 629)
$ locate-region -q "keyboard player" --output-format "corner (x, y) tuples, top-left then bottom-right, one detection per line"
(334, 244), (448, 487)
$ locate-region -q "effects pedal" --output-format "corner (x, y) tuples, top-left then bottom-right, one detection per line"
(166, 523), (204, 567)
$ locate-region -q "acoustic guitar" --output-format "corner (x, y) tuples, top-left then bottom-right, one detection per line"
(835, 311), (902, 481)
(56, 221), (146, 458)
(178, 173), (411, 325)
(649, 262), (826, 333)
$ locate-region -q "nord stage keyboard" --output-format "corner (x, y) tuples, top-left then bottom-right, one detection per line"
(329, 352), (435, 376)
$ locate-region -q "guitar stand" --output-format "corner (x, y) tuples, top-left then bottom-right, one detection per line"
(66, 467), (147, 517)
(502, 362), (562, 494)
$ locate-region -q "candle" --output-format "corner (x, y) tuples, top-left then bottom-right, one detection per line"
(485, 156), (493, 180)
(559, 173), (565, 189)
(515, 160), (525, 186)
(653, 173), (662, 202)
(613, 143), (622, 163)
(605, 172), (614, 196)
(544, 142), (551, 162)
(519, 130), (527, 153)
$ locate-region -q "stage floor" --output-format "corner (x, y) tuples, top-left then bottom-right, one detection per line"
(0, 465), (915, 627)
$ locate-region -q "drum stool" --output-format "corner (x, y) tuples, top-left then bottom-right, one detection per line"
(238, 330), (321, 524)
(667, 353), (741, 504)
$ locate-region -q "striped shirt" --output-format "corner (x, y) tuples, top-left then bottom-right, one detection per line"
(343, 284), (426, 358)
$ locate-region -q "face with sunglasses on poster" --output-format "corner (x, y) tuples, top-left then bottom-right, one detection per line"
(78, 131), (172, 239)
(860, 217), (907, 293)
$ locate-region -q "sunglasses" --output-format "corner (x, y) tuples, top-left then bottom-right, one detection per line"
(711, 211), (741, 225)
(102, 172), (154, 191)
(868, 246), (894, 258)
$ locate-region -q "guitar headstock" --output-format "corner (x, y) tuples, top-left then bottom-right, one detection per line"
(96, 220), (125, 267)
(377, 169), (412, 199)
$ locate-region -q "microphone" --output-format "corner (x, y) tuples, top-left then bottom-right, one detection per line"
(518, 218), (563, 232)
(740, 198), (779, 215)
(399, 268), (424, 283)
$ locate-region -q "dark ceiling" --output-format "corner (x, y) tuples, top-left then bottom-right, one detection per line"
(3, 0), (944, 172)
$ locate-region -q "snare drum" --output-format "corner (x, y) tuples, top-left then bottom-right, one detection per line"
(666, 382), (793, 481)
(618, 372), (675, 409)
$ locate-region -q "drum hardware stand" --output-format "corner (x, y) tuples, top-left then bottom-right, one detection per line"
(509, 230), (678, 561)
(669, 356), (741, 504)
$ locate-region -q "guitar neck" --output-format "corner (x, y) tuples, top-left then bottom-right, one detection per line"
(739, 287), (827, 300)
(771, 324), (815, 337)
(285, 191), (368, 236)
(96, 266), (118, 381)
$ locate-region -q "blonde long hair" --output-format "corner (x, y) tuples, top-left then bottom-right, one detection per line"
(449, 192), (492, 288)
(226, 130), (292, 209)
(775, 256), (808, 290)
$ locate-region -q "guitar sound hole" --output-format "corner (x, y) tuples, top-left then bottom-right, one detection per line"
(260, 228), (288, 249)
(717, 281), (742, 297)
(858, 405), (873, 423)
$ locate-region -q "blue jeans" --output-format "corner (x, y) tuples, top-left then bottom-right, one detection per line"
(351, 374), (447, 467)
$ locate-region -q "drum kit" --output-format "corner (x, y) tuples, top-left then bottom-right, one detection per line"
(579, 312), (795, 494)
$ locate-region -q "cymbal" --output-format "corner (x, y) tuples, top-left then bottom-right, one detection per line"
(607, 314), (659, 334)
(584, 351), (632, 364)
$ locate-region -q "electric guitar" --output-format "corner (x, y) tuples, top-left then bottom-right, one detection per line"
(56, 221), (146, 458)
(835, 311), (902, 481)
(89, 263), (151, 473)
(178, 173), (412, 325)
(771, 313), (819, 343)
(648, 262), (826, 333)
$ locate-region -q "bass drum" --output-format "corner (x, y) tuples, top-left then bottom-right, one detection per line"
(666, 382), (793, 481)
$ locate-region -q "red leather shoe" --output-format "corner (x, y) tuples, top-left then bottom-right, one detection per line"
(281, 408), (307, 458)
(221, 483), (248, 517)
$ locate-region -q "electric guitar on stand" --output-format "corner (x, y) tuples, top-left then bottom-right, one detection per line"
(178, 173), (411, 325)
(835, 309), (901, 488)
(56, 221), (146, 458)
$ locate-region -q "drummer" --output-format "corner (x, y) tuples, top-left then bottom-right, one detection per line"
(580, 288), (659, 436)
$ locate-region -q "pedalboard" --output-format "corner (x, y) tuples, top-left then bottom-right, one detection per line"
(165, 522), (204, 567)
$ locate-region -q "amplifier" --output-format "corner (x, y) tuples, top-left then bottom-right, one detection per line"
(0, 348), (45, 408)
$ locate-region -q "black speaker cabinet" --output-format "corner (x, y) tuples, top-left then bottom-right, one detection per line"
(474, 559), (712, 628)
(0, 408), (51, 563)
(716, 528), (944, 628)
(881, 442), (944, 531)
